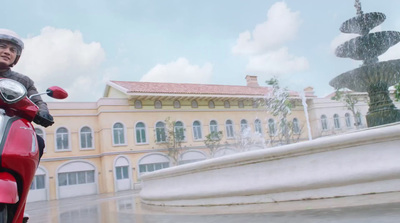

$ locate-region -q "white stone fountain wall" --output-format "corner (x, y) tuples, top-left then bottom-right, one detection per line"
(140, 123), (400, 207)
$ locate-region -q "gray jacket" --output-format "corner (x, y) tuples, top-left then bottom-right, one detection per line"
(0, 69), (49, 112)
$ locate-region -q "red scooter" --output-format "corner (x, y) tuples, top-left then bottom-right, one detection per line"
(0, 78), (67, 223)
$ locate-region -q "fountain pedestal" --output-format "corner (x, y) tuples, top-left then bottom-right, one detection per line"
(366, 82), (400, 126)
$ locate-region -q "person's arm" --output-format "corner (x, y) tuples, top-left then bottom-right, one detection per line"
(25, 80), (54, 127)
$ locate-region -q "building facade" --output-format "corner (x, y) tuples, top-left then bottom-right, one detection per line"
(27, 75), (395, 202)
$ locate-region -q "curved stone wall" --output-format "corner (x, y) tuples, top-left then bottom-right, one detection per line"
(140, 123), (400, 206)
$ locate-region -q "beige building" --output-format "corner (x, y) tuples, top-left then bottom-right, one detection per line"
(27, 75), (382, 202)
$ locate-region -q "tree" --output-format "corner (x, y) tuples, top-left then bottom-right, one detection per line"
(263, 78), (297, 146)
(331, 88), (362, 128)
(157, 117), (187, 165)
(204, 131), (223, 157)
(395, 83), (400, 102)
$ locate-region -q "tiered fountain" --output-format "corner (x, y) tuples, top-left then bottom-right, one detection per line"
(330, 0), (400, 127)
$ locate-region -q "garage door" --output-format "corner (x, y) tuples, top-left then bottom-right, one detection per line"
(27, 167), (48, 202)
(58, 161), (97, 199)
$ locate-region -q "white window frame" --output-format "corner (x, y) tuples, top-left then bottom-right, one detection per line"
(210, 120), (218, 134)
(154, 100), (162, 109)
(174, 121), (186, 142)
(268, 119), (276, 136)
(79, 126), (94, 150)
(55, 127), (71, 151)
(333, 114), (341, 129)
(155, 121), (167, 143)
(345, 113), (352, 128)
(173, 100), (181, 108)
(135, 122), (148, 144)
(192, 120), (202, 141)
(225, 120), (234, 138)
(191, 100), (198, 108)
(112, 122), (127, 146)
(208, 100), (215, 108)
(240, 119), (248, 132)
(321, 115), (328, 131)
(224, 101), (230, 108)
(254, 119), (262, 134)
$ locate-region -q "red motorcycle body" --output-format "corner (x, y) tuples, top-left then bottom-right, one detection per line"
(0, 83), (39, 223)
(0, 78), (67, 223)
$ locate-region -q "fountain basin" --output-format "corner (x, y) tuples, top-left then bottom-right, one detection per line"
(340, 12), (386, 35)
(335, 31), (400, 61)
(329, 59), (400, 92)
(140, 123), (400, 207)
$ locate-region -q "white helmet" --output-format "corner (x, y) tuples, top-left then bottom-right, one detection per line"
(0, 29), (24, 66)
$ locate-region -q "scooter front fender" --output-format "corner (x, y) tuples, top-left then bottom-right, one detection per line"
(0, 172), (19, 204)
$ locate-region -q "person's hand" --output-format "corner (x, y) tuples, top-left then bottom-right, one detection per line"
(33, 110), (54, 127)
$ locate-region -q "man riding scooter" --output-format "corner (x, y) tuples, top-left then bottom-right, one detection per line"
(0, 28), (55, 223)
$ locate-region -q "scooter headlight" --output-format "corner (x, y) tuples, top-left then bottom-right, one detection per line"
(0, 79), (27, 103)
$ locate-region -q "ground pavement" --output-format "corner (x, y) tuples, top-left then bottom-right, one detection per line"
(25, 190), (400, 223)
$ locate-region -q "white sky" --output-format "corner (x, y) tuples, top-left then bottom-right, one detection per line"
(4, 0), (400, 101)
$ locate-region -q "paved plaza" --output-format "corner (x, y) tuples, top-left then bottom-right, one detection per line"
(25, 190), (400, 223)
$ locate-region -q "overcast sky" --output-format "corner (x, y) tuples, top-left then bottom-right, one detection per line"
(4, 0), (400, 101)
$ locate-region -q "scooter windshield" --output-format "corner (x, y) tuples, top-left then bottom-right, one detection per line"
(0, 79), (27, 103)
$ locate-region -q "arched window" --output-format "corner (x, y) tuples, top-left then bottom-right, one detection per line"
(268, 119), (276, 136)
(134, 100), (142, 109)
(293, 118), (300, 134)
(115, 157), (129, 180)
(191, 100), (198, 108)
(80, 126), (93, 149)
(345, 113), (352, 128)
(174, 121), (185, 141)
(224, 101), (230, 108)
(208, 100), (215, 108)
(356, 113), (362, 126)
(254, 119), (262, 134)
(240, 119), (248, 132)
(155, 122), (166, 142)
(113, 123), (125, 145)
(225, 120), (234, 138)
(173, 100), (181, 108)
(139, 154), (170, 174)
(56, 127), (69, 150)
(135, 122), (147, 144)
(333, 114), (340, 129)
(210, 120), (218, 133)
(252, 100), (259, 108)
(321, 115), (328, 130)
(238, 101), (244, 108)
(154, 100), (162, 109)
(192, 121), (202, 140)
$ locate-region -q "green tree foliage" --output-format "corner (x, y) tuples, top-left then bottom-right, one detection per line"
(394, 83), (400, 102)
(331, 88), (362, 128)
(264, 78), (300, 146)
(204, 131), (223, 157)
(158, 117), (187, 165)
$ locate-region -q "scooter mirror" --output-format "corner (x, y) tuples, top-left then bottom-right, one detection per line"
(47, 86), (68, 99)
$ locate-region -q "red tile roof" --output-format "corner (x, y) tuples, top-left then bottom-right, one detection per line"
(109, 80), (276, 96)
